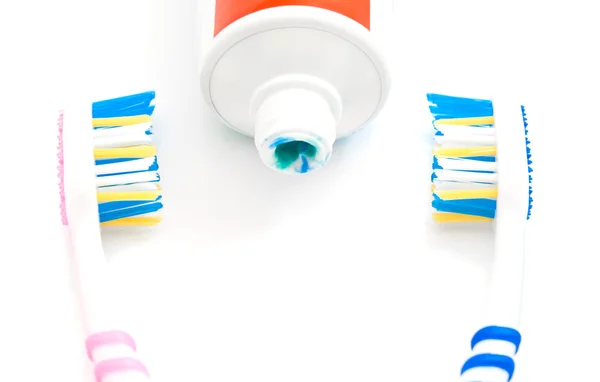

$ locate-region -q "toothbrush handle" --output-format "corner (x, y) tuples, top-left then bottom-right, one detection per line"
(463, 216), (525, 382)
(460, 325), (521, 382)
(85, 330), (150, 382)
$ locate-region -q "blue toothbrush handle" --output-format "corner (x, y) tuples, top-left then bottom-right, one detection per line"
(460, 325), (522, 382)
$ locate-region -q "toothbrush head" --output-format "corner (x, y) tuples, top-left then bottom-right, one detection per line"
(56, 91), (163, 227)
(427, 93), (532, 223)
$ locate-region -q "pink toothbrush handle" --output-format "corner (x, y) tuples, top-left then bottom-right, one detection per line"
(85, 330), (150, 382)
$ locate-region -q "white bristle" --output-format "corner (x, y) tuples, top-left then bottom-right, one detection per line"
(93, 122), (153, 148)
(97, 182), (160, 193)
(434, 134), (496, 146)
(434, 125), (495, 136)
(97, 172), (159, 188)
(95, 157), (156, 176)
(433, 181), (496, 190)
(94, 134), (153, 148)
(93, 122), (152, 138)
(434, 169), (497, 184)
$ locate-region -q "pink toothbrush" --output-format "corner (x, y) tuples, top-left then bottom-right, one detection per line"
(57, 100), (155, 382)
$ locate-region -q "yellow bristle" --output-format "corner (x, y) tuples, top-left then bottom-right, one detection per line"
(433, 213), (493, 223)
(435, 188), (498, 200)
(94, 145), (157, 159)
(93, 115), (152, 127)
(101, 216), (163, 227)
(433, 116), (494, 126)
(433, 146), (496, 158)
(97, 190), (161, 203)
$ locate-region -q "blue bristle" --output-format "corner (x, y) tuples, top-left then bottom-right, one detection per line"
(448, 157), (492, 165)
(522, 105), (533, 220)
(93, 105), (155, 119)
(93, 91), (154, 109)
(95, 157), (139, 166)
(432, 196), (497, 219)
(96, 167), (159, 178)
(92, 91), (156, 118)
(427, 93), (494, 120)
(433, 156), (442, 170)
(94, 124), (153, 134)
(92, 91), (154, 110)
(99, 201), (163, 223)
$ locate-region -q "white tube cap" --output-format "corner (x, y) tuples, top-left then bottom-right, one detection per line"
(251, 75), (341, 174)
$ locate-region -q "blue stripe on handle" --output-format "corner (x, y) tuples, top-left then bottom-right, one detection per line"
(461, 353), (515, 381)
(471, 326), (522, 354)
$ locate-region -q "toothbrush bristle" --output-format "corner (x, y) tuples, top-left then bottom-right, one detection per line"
(427, 93), (497, 223)
(522, 105), (533, 220)
(427, 93), (533, 223)
(57, 110), (68, 225)
(92, 91), (156, 118)
(92, 91), (163, 227)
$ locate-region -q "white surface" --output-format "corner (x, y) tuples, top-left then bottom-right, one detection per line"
(2, 1), (600, 382)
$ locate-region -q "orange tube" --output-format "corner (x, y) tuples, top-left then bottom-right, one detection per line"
(214, 0), (371, 36)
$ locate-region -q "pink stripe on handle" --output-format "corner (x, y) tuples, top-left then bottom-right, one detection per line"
(85, 330), (137, 361)
(95, 357), (149, 382)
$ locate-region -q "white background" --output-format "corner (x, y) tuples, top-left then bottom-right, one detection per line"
(1, 0), (600, 381)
